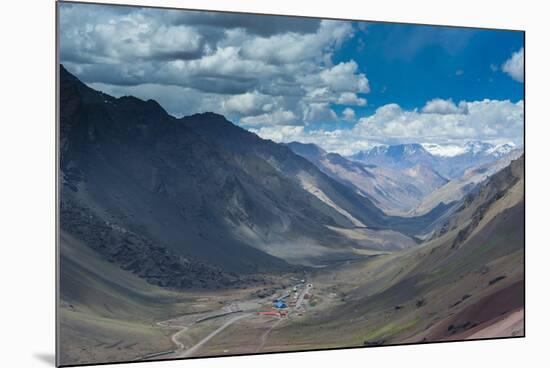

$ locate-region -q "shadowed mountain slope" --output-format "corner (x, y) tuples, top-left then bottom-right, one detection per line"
(60, 65), (441, 282)
(287, 142), (448, 215)
(264, 155), (524, 348)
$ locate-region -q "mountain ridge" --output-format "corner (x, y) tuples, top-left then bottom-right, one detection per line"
(349, 141), (520, 179)
(59, 65), (434, 285)
(287, 141), (448, 215)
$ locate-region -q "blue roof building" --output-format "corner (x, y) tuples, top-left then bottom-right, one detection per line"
(273, 300), (288, 309)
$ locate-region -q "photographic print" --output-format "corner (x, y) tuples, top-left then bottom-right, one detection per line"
(57, 1), (525, 366)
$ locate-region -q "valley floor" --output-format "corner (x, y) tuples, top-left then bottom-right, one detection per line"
(58, 201), (525, 366)
(59, 240), (523, 365)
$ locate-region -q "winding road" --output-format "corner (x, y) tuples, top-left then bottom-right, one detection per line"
(147, 282), (313, 360)
(173, 313), (253, 358)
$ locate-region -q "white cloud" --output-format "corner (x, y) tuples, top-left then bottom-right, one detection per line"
(422, 98), (467, 114)
(355, 99), (523, 144)
(222, 91), (275, 115)
(60, 7), (203, 63)
(320, 61), (370, 93)
(302, 103), (338, 123)
(87, 82), (224, 117)
(167, 46), (278, 80)
(502, 47), (524, 82)
(252, 98), (524, 155)
(239, 20), (352, 64)
(337, 92), (367, 106)
(251, 125), (306, 142)
(342, 107), (356, 121)
(240, 109), (298, 126)
(60, 2), (524, 154)
(251, 125), (377, 156)
(61, 5), (366, 126)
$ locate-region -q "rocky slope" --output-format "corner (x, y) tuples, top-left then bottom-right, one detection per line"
(60, 65), (439, 286)
(264, 154), (524, 348)
(410, 149), (523, 216)
(287, 142), (447, 215)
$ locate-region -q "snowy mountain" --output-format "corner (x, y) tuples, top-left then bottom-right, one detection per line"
(287, 142), (448, 215)
(349, 141), (521, 179)
(421, 141), (517, 158)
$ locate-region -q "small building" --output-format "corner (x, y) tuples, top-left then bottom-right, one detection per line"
(273, 300), (288, 309)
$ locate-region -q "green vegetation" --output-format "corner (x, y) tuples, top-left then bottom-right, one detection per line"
(362, 316), (421, 342)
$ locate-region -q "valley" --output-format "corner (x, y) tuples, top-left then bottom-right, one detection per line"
(57, 65), (525, 366)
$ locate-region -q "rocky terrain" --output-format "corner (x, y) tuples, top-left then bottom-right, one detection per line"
(59, 64), (452, 279)
(350, 141), (518, 179)
(60, 196), (241, 289)
(287, 142), (448, 215)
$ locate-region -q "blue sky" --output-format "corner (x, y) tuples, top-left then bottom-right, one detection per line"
(334, 23), (524, 115)
(60, 2), (524, 154)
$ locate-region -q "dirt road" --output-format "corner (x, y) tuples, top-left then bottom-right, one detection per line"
(255, 318), (284, 353)
(151, 283), (312, 359)
(295, 284), (312, 310)
(174, 313), (252, 358)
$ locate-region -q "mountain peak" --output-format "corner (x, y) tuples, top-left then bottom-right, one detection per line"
(386, 143), (427, 157)
(464, 140), (494, 154)
(181, 112), (237, 130)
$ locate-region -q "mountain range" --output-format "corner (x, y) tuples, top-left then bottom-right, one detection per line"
(287, 142), (448, 215)
(350, 142), (519, 179)
(59, 63), (522, 291)
(60, 65), (447, 288)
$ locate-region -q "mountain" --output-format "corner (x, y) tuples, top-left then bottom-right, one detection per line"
(274, 155), (524, 347)
(410, 149), (523, 216)
(60, 65), (439, 285)
(350, 141), (520, 179)
(424, 153), (525, 242)
(287, 142), (448, 215)
(350, 143), (439, 171)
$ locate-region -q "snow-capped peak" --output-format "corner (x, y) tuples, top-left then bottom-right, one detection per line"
(467, 141), (494, 154)
(421, 143), (467, 157)
(487, 142), (516, 157)
(422, 141), (516, 158)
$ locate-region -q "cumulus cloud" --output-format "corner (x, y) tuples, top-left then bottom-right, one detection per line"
(356, 99), (523, 143)
(239, 21), (352, 64)
(342, 107), (356, 121)
(240, 109), (298, 126)
(60, 3), (523, 155)
(170, 10), (321, 37)
(337, 92), (367, 106)
(302, 103), (338, 123)
(60, 3), (367, 124)
(422, 98), (467, 114)
(319, 61), (370, 93)
(222, 91), (275, 116)
(251, 125), (376, 156)
(253, 98), (524, 155)
(502, 47), (524, 82)
(60, 7), (203, 63)
(251, 125), (306, 143)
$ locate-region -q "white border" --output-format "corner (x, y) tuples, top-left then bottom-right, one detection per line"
(1, 1), (548, 367)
